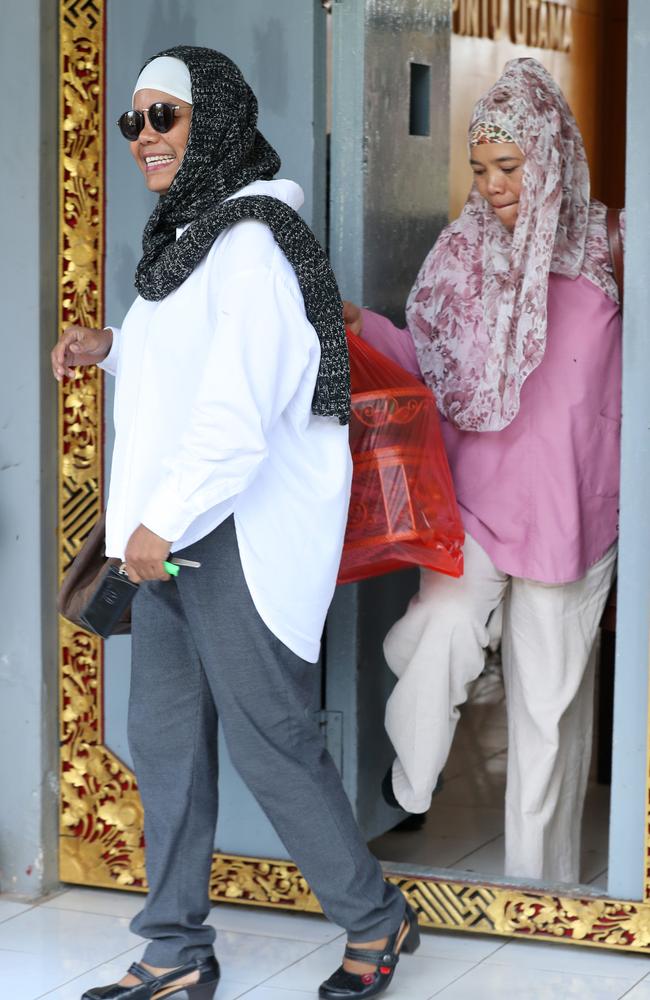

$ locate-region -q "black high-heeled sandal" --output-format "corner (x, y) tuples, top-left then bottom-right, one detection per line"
(318, 903), (420, 998)
(80, 956), (220, 1000)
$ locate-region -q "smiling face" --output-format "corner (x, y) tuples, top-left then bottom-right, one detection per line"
(129, 88), (192, 194)
(469, 142), (525, 231)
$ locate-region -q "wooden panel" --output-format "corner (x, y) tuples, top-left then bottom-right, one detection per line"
(599, 0), (628, 207)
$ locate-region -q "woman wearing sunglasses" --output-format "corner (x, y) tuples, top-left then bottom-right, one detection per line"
(51, 47), (418, 1000)
(345, 58), (623, 884)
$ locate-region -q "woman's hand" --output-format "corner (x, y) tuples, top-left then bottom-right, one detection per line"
(342, 301), (363, 336)
(124, 524), (172, 583)
(51, 325), (113, 381)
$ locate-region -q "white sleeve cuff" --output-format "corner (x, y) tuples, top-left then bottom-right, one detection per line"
(98, 326), (120, 376)
(139, 480), (198, 543)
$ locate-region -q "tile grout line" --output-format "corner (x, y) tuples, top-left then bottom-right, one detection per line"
(228, 938), (337, 997)
(480, 949), (650, 982)
(614, 964), (650, 998)
(31, 931), (341, 1000)
(37, 904), (141, 920)
(0, 887), (79, 927)
(32, 941), (144, 1000)
(449, 830), (504, 868)
(232, 987), (314, 998)
(41, 899), (344, 947)
(586, 865), (609, 886)
(424, 937), (514, 999)
(0, 900), (45, 926)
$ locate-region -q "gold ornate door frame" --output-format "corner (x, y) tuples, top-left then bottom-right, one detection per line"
(58, 0), (650, 950)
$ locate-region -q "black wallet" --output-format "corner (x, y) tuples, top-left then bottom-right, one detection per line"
(79, 565), (139, 639)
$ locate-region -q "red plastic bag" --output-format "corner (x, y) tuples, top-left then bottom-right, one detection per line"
(337, 332), (464, 584)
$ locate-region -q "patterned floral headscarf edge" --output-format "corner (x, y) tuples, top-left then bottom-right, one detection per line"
(406, 58), (621, 433)
(469, 121), (517, 145)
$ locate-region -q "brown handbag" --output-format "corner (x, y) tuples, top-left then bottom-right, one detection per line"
(57, 513), (133, 635)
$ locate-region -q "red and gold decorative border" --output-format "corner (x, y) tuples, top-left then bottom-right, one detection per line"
(58, 0), (106, 881)
(58, 0), (650, 953)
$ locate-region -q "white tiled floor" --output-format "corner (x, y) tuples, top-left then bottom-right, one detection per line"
(1, 887), (650, 1000)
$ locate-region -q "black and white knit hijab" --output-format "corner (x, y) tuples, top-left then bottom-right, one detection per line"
(134, 45), (350, 425)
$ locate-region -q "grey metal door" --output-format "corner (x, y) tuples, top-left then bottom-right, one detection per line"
(326, 0), (451, 841)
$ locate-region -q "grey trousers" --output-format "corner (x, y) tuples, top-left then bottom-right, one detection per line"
(128, 515), (405, 967)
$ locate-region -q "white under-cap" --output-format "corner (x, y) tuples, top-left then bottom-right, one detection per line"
(132, 55), (193, 106)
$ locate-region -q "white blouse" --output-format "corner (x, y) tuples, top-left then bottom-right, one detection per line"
(100, 178), (352, 663)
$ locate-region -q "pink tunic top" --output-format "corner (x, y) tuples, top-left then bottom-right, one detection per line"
(361, 273), (622, 584)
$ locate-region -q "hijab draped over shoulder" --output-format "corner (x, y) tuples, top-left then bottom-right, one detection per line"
(135, 45), (350, 425)
(406, 58), (620, 432)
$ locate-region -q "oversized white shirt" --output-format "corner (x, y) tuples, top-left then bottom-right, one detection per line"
(100, 178), (352, 663)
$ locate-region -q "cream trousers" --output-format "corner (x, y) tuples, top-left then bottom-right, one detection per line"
(383, 533), (617, 884)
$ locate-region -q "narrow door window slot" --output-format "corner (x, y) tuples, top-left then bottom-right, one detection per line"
(409, 62), (431, 136)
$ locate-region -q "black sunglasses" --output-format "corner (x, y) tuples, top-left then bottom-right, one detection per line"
(116, 102), (190, 141)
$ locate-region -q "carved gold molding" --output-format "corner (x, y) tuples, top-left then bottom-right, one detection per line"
(58, 0), (106, 889)
(58, 0), (650, 955)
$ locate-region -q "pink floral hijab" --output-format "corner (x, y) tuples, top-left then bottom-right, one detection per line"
(406, 58), (620, 432)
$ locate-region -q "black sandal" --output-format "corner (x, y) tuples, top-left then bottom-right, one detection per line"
(318, 903), (420, 998)
(80, 956), (220, 1000)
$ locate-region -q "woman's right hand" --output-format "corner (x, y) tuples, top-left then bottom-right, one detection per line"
(342, 301), (363, 336)
(51, 325), (113, 381)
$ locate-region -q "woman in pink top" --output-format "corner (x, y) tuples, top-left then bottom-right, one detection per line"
(346, 59), (622, 884)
